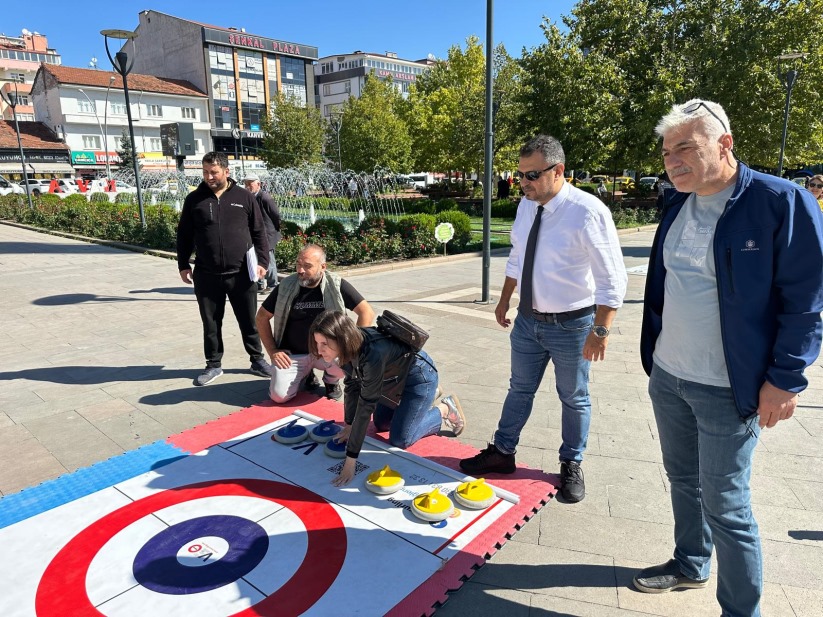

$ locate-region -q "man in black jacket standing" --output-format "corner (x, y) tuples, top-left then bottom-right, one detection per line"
(177, 152), (272, 386)
(243, 173), (281, 293)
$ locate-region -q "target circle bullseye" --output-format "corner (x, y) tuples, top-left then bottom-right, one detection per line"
(132, 515), (268, 594)
(35, 479), (347, 616)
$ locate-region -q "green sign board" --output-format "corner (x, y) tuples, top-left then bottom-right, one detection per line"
(71, 151), (96, 165)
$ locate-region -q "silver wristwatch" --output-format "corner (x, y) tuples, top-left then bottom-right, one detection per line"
(591, 325), (610, 338)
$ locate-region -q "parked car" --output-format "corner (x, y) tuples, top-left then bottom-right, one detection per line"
(791, 176), (808, 187)
(638, 176), (658, 189)
(21, 179), (51, 196)
(590, 175), (609, 185)
(0, 174), (24, 195)
(614, 176), (636, 190)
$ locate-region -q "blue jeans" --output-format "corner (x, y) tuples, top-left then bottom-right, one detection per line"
(649, 364), (762, 617)
(373, 351), (441, 449)
(494, 312), (593, 462)
(258, 249), (278, 289)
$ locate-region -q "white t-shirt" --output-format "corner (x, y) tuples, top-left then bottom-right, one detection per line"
(653, 184), (735, 387)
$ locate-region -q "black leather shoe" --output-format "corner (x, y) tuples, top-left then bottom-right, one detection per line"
(633, 559), (709, 593)
(560, 460), (585, 503)
(459, 443), (516, 475)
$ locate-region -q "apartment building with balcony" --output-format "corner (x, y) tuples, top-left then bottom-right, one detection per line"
(316, 51), (434, 118)
(0, 29), (61, 122)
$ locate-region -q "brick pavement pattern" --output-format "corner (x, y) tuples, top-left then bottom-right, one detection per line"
(0, 223), (821, 616)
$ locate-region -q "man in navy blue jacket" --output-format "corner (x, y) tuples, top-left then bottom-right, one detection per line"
(634, 99), (823, 616)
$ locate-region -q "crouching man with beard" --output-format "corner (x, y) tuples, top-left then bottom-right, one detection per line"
(255, 243), (375, 402)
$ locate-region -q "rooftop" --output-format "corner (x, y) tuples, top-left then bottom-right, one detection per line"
(0, 120), (67, 150)
(41, 65), (206, 98)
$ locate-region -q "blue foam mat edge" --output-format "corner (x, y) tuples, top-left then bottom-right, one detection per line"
(0, 440), (187, 529)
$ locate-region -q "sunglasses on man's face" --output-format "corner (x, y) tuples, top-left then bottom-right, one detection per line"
(809, 182), (823, 189)
(516, 163), (559, 181)
(683, 100), (729, 135)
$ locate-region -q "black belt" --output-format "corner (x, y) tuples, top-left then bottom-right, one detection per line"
(531, 305), (594, 324)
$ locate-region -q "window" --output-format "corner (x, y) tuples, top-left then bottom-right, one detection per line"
(148, 137), (162, 152)
(82, 135), (101, 150)
(195, 139), (203, 153)
(110, 102), (126, 115)
(10, 72), (25, 83)
(16, 113), (34, 121)
(146, 104), (162, 117)
(16, 95), (30, 106)
(78, 98), (96, 114)
(181, 107), (196, 119)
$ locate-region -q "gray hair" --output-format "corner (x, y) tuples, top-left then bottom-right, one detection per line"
(655, 99), (732, 142)
(520, 134), (565, 166)
(300, 243), (327, 264)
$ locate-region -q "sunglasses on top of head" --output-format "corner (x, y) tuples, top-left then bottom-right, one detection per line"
(683, 100), (729, 135)
(516, 162), (559, 181)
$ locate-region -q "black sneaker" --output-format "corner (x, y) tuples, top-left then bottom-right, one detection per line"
(633, 559), (709, 593)
(303, 371), (321, 391)
(459, 444), (516, 475)
(325, 381), (343, 400)
(194, 366), (223, 386)
(559, 460), (585, 503)
(250, 358), (272, 377)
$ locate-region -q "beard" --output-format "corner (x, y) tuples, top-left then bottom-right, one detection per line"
(298, 272), (323, 288)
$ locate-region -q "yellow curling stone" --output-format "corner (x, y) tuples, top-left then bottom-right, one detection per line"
(364, 465), (405, 495)
(411, 488), (454, 522)
(453, 478), (496, 510)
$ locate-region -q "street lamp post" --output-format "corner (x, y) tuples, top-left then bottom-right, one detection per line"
(103, 75), (115, 181)
(330, 111), (343, 172)
(101, 28), (145, 228)
(776, 52), (808, 178)
(77, 87), (112, 181)
(0, 84), (34, 209)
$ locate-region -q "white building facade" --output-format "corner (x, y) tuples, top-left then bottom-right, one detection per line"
(316, 51), (433, 117)
(31, 64), (211, 176)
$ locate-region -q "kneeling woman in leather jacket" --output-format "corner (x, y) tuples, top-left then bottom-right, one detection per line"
(309, 310), (465, 486)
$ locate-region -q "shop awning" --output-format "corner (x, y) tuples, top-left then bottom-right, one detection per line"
(28, 162), (75, 175)
(0, 162), (35, 173)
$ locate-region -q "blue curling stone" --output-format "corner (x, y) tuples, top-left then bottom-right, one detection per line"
(272, 422), (308, 444)
(310, 421), (342, 443)
(324, 439), (347, 458)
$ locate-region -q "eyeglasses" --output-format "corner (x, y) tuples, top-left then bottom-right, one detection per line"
(516, 163), (559, 181)
(809, 182), (823, 189)
(683, 100), (729, 135)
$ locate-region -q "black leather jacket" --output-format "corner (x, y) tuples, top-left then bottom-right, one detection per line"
(342, 328), (416, 459)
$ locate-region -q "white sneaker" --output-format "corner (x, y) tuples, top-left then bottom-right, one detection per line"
(441, 395), (466, 436)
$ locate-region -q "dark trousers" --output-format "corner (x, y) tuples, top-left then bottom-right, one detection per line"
(193, 269), (264, 368)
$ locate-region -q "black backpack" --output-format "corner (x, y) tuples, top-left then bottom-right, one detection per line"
(375, 310), (429, 351)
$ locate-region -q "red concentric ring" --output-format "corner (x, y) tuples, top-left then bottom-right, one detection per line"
(35, 479), (347, 616)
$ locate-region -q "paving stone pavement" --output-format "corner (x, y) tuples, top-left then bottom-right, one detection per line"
(1, 222), (822, 616)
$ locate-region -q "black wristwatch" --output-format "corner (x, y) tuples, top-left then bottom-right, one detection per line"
(591, 325), (610, 338)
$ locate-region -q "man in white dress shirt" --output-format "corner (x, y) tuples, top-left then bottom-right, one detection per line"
(460, 135), (627, 503)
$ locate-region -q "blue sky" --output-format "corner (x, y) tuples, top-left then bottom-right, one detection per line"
(5, 1), (578, 69)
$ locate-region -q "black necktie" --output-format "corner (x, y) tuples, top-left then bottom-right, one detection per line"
(518, 204), (544, 315)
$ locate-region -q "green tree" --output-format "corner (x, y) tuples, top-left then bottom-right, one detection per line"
(517, 21), (625, 172)
(335, 76), (412, 173)
(408, 36), (523, 176)
(556, 0), (823, 170)
(260, 92), (326, 168)
(117, 128), (141, 170)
